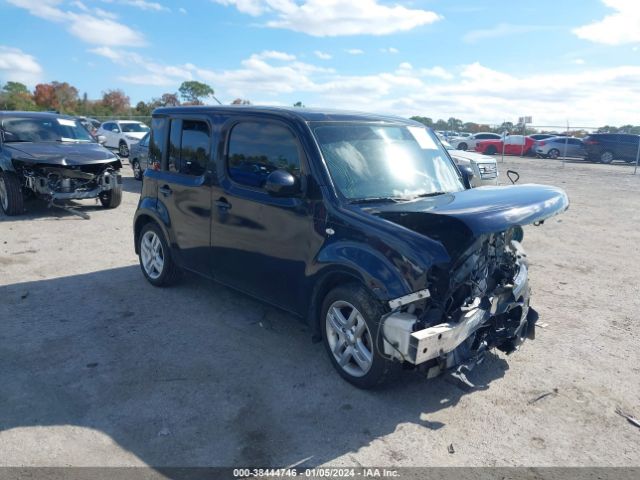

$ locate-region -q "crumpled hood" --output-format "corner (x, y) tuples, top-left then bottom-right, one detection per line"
(5, 142), (118, 166)
(361, 184), (569, 257)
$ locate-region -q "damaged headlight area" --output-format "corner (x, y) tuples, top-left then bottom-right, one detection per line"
(13, 160), (122, 205)
(382, 228), (537, 378)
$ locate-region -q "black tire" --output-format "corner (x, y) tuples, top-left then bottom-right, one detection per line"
(600, 150), (614, 164)
(137, 222), (180, 287)
(119, 141), (129, 157)
(548, 148), (560, 159)
(458, 142), (468, 151)
(321, 283), (399, 389)
(132, 160), (142, 180)
(0, 171), (24, 216)
(99, 182), (122, 209)
(486, 145), (497, 155)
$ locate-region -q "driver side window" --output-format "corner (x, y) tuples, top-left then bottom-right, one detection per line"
(226, 122), (301, 189)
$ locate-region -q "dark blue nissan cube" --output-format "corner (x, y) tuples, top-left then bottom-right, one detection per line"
(133, 106), (568, 389)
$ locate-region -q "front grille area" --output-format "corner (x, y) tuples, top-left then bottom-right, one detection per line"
(477, 163), (497, 179)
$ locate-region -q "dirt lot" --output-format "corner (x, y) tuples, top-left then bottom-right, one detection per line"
(1, 157), (639, 468)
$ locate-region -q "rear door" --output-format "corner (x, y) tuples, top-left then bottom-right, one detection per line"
(620, 135), (639, 161)
(152, 115), (215, 276)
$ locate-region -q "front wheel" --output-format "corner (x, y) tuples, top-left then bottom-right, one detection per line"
(0, 171), (24, 216)
(458, 142), (468, 151)
(99, 182), (122, 208)
(322, 283), (399, 389)
(119, 141), (129, 157)
(486, 145), (497, 155)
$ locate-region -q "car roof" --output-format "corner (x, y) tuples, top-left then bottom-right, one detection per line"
(153, 105), (417, 125)
(0, 111), (76, 121)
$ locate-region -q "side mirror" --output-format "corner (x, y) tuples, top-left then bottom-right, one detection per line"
(265, 169), (300, 196)
(458, 165), (474, 189)
(97, 135), (107, 145)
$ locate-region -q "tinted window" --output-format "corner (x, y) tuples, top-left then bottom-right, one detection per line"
(149, 117), (167, 167)
(167, 119), (210, 176)
(102, 122), (113, 131)
(180, 120), (210, 176)
(139, 133), (149, 147)
(227, 122), (301, 188)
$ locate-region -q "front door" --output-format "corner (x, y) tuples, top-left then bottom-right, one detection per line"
(210, 119), (314, 313)
(152, 116), (214, 276)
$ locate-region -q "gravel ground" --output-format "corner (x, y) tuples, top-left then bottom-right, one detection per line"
(1, 157), (639, 468)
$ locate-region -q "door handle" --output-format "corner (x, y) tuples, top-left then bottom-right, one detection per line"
(216, 198), (231, 211)
(159, 185), (172, 196)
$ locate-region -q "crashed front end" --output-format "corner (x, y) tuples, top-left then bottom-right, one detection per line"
(13, 160), (122, 204)
(382, 228), (537, 378)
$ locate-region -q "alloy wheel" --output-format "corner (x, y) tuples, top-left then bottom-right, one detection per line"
(325, 301), (374, 377)
(140, 230), (164, 280)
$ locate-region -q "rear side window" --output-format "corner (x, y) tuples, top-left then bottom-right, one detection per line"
(167, 119), (210, 176)
(149, 117), (167, 167)
(227, 122), (301, 188)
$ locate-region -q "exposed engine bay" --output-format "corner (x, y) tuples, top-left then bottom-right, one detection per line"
(13, 160), (122, 206)
(382, 227), (536, 378)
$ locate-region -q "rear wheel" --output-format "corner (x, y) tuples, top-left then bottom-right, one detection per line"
(138, 222), (180, 286)
(99, 182), (122, 209)
(548, 148), (560, 159)
(600, 150), (614, 164)
(322, 283), (399, 389)
(0, 171), (24, 216)
(132, 160), (142, 180)
(119, 141), (129, 157)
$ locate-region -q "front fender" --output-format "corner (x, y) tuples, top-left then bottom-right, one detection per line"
(0, 151), (17, 172)
(314, 240), (412, 302)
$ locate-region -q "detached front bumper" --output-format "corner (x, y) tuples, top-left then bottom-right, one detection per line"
(383, 262), (535, 370)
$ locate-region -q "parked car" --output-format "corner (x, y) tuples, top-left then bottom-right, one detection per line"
(133, 106), (568, 388)
(582, 133), (640, 164)
(129, 132), (150, 180)
(441, 139), (498, 187)
(75, 116), (101, 138)
(528, 134), (555, 141)
(476, 134), (536, 156)
(449, 132), (502, 151)
(535, 137), (585, 159)
(0, 111), (122, 216)
(97, 120), (150, 157)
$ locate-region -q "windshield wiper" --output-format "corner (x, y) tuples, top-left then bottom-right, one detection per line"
(349, 197), (404, 205)
(413, 191), (448, 198)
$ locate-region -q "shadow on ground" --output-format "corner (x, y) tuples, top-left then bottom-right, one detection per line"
(0, 265), (509, 471)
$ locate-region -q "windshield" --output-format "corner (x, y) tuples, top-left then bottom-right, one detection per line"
(120, 123), (150, 133)
(312, 123), (464, 201)
(1, 117), (95, 143)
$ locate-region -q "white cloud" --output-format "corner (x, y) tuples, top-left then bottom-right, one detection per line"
(346, 48), (364, 55)
(179, 7), (187, 14)
(463, 23), (553, 43)
(380, 47), (399, 54)
(314, 51), (332, 60)
(573, 58), (586, 65)
(212, 0), (442, 36)
(7, 0), (145, 46)
(0, 46), (43, 85)
(91, 45), (640, 126)
(121, 0), (170, 12)
(573, 0), (640, 45)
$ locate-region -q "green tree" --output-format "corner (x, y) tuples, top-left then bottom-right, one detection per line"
(0, 82), (36, 110)
(178, 81), (214, 105)
(447, 117), (463, 131)
(410, 116), (433, 127)
(434, 119), (448, 130)
(293, 101), (305, 108)
(101, 89), (130, 114)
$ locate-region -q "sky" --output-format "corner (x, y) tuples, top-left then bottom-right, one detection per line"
(0, 0), (639, 127)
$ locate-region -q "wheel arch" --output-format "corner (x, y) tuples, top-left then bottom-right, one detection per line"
(133, 209), (171, 255)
